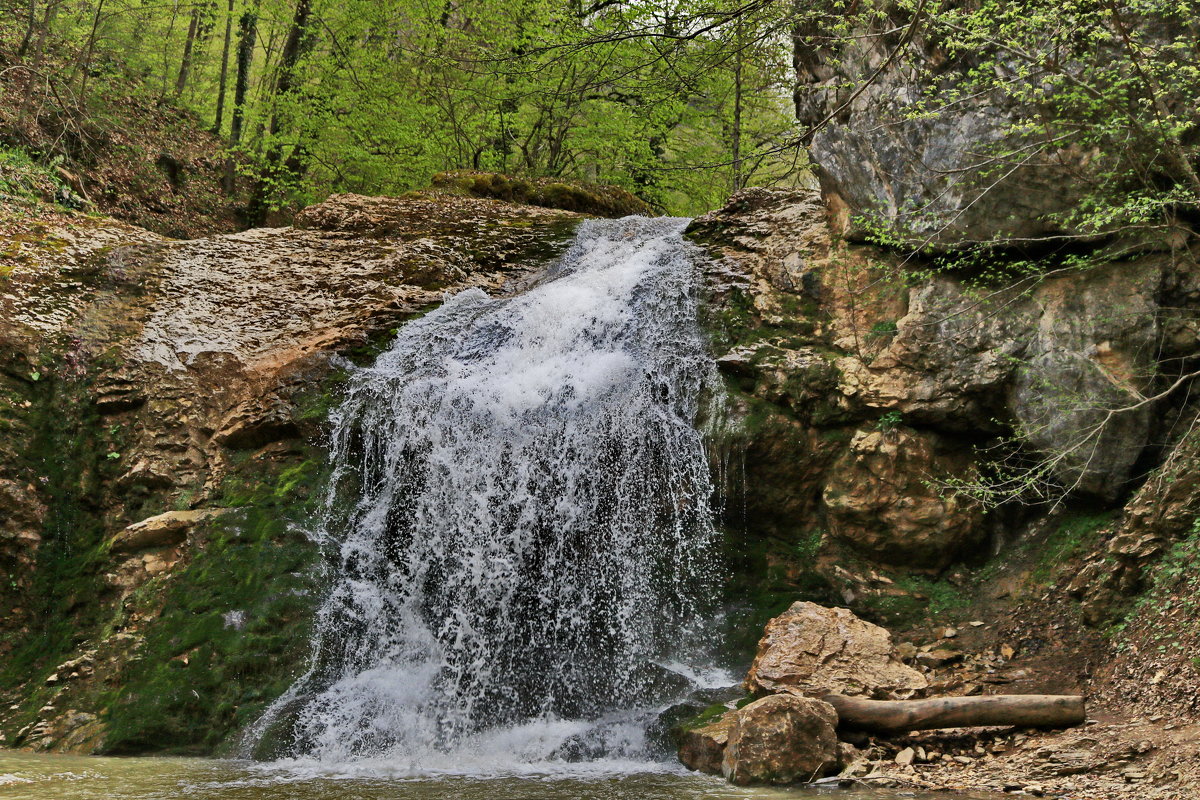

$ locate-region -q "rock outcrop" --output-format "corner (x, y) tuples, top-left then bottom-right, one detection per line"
(690, 187), (1198, 608)
(823, 427), (983, 568)
(746, 601), (927, 699)
(791, 10), (1134, 247)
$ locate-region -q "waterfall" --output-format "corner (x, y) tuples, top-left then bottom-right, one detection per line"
(251, 217), (724, 772)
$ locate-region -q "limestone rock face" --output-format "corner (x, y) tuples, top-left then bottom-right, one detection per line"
(795, 18), (1091, 247)
(746, 602), (927, 698)
(108, 509), (225, 554)
(822, 427), (983, 568)
(721, 694), (838, 785)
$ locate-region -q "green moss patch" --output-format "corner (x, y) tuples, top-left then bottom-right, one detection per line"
(100, 506), (319, 755)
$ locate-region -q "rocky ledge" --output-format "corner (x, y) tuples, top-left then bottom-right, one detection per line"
(680, 187), (1200, 799)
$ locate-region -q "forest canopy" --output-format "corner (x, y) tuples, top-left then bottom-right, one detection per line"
(1, 0), (809, 217)
(0, 0), (1196, 234)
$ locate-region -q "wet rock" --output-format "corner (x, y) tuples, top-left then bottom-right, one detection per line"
(746, 601), (927, 698)
(213, 394), (299, 449)
(679, 712), (736, 774)
(721, 694), (839, 785)
(653, 686), (744, 755)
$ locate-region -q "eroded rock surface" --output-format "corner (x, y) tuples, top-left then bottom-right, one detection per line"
(0, 192), (581, 754)
(746, 602), (927, 698)
(690, 187), (1195, 604)
(823, 427), (983, 568)
(721, 694), (839, 785)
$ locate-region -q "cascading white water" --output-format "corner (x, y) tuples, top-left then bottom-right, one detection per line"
(251, 217), (724, 772)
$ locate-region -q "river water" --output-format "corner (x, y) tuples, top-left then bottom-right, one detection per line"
(0, 750), (1007, 800)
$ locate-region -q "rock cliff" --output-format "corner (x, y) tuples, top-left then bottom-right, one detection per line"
(691, 186), (1199, 585)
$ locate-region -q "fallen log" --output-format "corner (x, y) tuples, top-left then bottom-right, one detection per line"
(823, 693), (1085, 733)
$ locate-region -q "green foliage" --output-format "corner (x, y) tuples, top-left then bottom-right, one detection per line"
(2, 0), (806, 217)
(1029, 511), (1115, 585)
(0, 364), (136, 689)
(860, 575), (969, 627)
(875, 410), (904, 432)
(867, 320), (898, 339)
(680, 701), (733, 731)
(1112, 517), (1200, 652)
(794, 530), (823, 562)
(0, 146), (63, 204)
(856, 0), (1199, 251)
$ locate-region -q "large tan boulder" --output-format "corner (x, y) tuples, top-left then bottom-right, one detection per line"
(721, 694), (838, 785)
(746, 601), (926, 698)
(822, 427), (983, 568)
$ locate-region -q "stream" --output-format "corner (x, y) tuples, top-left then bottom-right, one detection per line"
(0, 750), (1009, 799)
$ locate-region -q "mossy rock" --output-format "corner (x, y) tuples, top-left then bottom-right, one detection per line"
(99, 507), (320, 755)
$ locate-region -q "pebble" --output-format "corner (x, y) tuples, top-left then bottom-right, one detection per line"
(895, 747), (915, 766)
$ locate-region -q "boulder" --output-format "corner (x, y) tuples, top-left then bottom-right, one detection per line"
(721, 694), (839, 785)
(822, 427), (984, 568)
(678, 712), (736, 774)
(746, 602), (926, 698)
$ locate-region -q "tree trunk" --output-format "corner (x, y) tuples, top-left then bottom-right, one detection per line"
(824, 694), (1086, 734)
(229, 9), (257, 145)
(17, 0), (38, 57)
(248, 0), (312, 224)
(211, 0), (234, 134)
(175, 8), (202, 96)
(731, 32), (743, 193)
(225, 7), (257, 192)
(77, 0), (106, 104)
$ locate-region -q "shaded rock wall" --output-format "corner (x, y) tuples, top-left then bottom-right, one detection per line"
(690, 187), (1200, 620)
